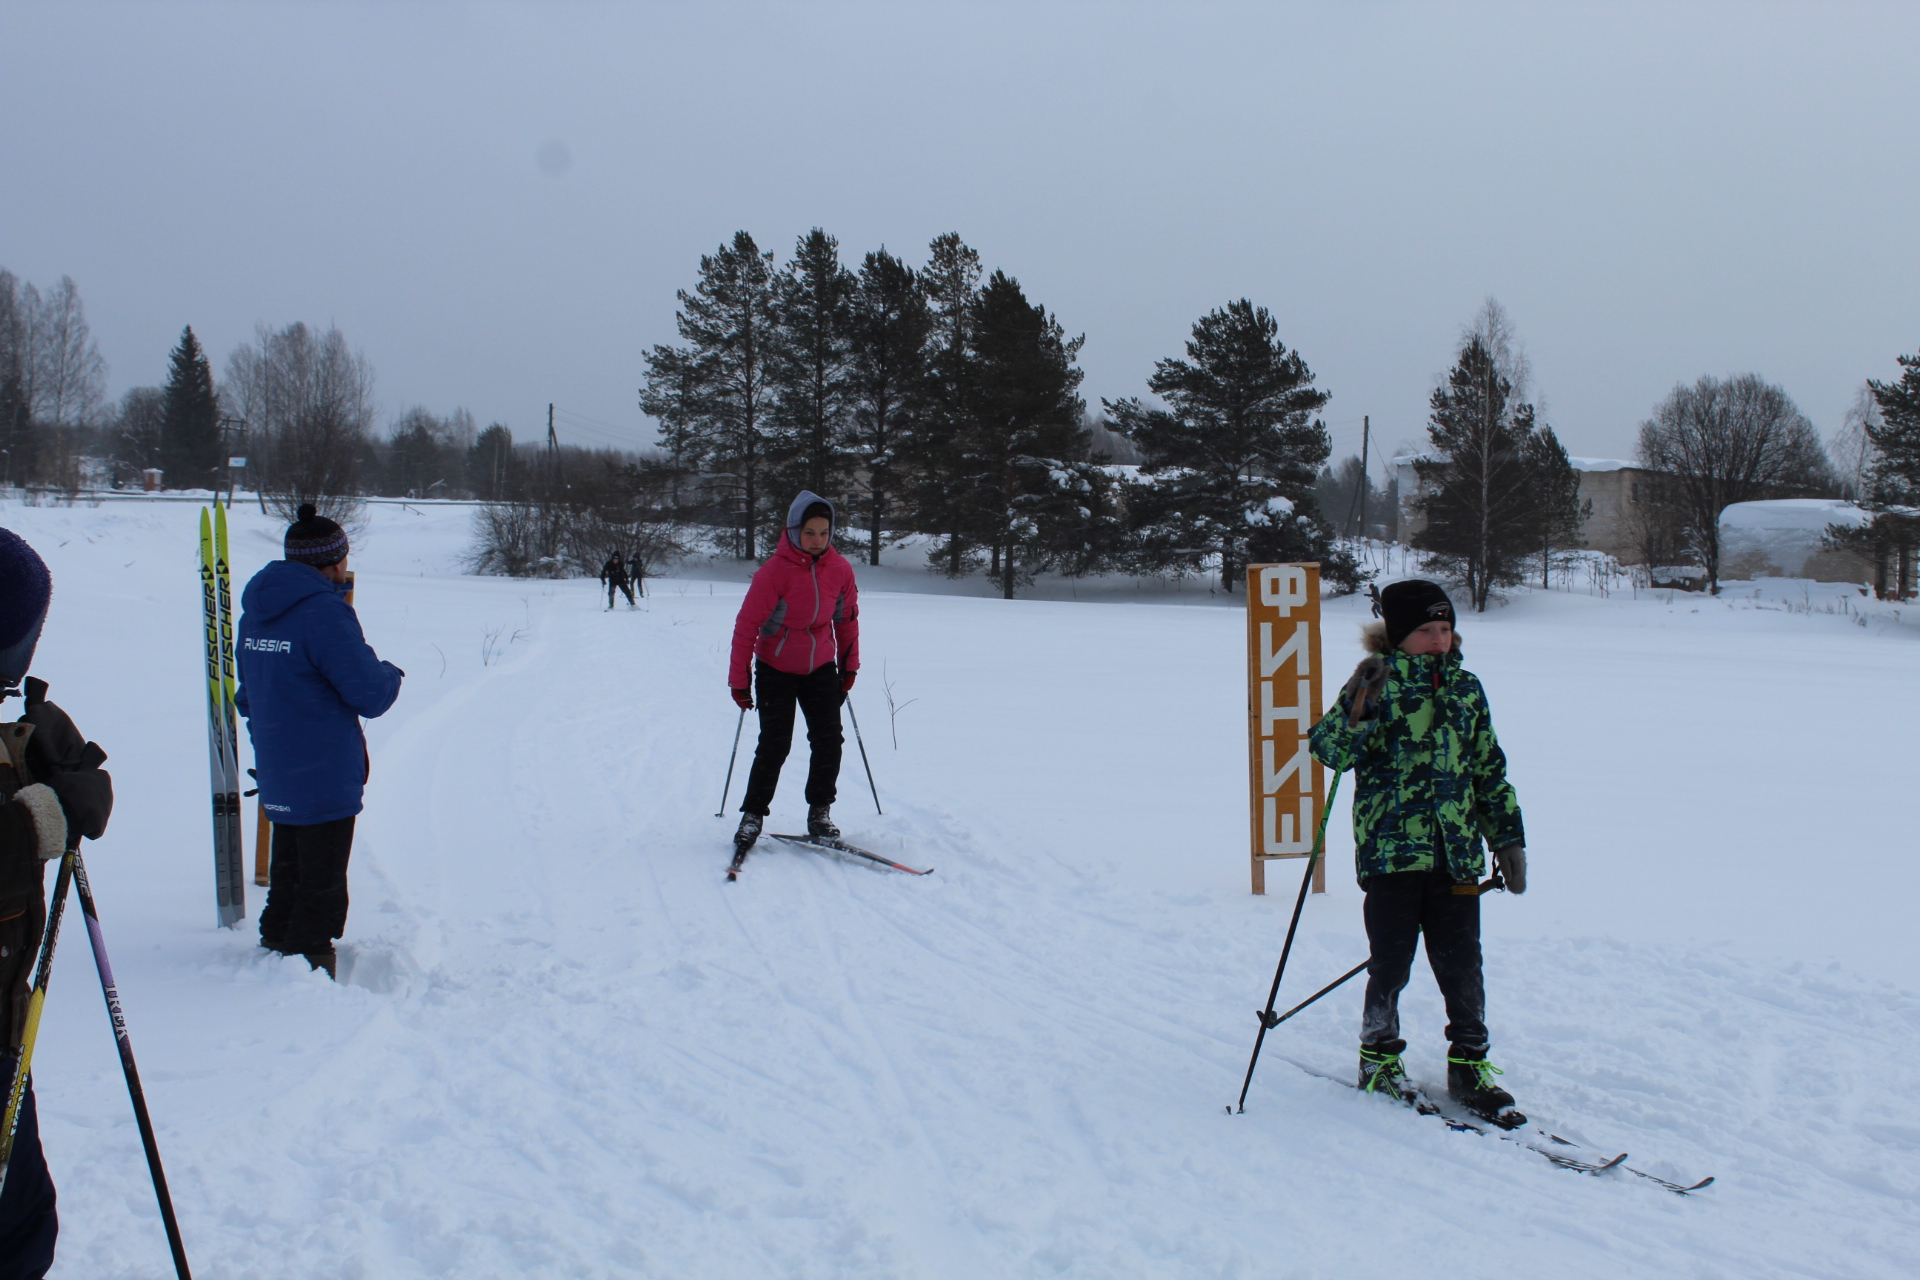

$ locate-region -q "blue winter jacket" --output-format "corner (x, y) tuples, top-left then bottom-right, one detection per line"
(234, 560), (403, 826)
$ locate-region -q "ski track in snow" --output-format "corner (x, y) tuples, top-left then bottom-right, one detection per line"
(5, 499), (1919, 1279)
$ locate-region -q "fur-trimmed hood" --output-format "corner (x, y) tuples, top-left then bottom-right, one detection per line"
(1360, 619), (1462, 656)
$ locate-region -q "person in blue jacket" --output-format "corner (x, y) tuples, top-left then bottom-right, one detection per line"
(236, 504), (402, 977)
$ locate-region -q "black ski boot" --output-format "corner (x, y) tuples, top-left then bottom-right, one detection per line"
(1447, 1049), (1524, 1128)
(734, 813), (763, 853)
(1358, 1040), (1415, 1104)
(807, 805), (839, 841)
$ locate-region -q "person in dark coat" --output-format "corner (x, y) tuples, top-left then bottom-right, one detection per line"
(599, 552), (636, 609)
(236, 505), (403, 977)
(0, 528), (116, 1279)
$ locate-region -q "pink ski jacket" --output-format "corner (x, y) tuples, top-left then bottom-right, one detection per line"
(728, 531), (860, 689)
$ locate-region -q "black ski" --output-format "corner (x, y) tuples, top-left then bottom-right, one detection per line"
(1280, 1059), (1712, 1192)
(725, 844), (750, 882)
(768, 833), (932, 876)
(1277, 1060), (1627, 1176)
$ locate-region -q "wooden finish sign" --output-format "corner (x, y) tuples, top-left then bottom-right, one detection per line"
(1246, 563), (1324, 896)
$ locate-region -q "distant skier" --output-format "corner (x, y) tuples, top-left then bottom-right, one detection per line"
(1309, 579), (1529, 1125)
(727, 492), (859, 855)
(600, 552), (636, 609)
(0, 528), (116, 1277)
(236, 505), (404, 978)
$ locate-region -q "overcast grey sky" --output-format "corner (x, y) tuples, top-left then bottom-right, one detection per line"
(3, 1), (1915, 467)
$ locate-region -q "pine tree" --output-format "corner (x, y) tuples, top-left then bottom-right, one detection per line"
(963, 271), (1089, 599)
(765, 229), (856, 519)
(159, 326), (221, 488)
(1106, 299), (1345, 592)
(640, 231), (778, 556)
(908, 233), (984, 577)
(845, 248), (929, 566)
(1867, 349), (1920, 498)
(1414, 337), (1540, 610)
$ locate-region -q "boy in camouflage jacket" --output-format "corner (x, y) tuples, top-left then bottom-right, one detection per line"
(1308, 579), (1529, 1124)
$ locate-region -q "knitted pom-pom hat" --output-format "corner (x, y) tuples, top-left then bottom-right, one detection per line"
(284, 503), (349, 567)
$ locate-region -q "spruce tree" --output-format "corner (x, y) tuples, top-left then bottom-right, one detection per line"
(1523, 425), (1587, 588)
(160, 326), (221, 488)
(640, 231), (778, 556)
(845, 248), (929, 565)
(908, 233), (984, 577)
(963, 271), (1089, 599)
(1414, 337), (1540, 610)
(1867, 349), (1920, 498)
(1106, 299), (1345, 592)
(765, 229), (856, 518)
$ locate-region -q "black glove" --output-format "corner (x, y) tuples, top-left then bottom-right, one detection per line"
(19, 677), (113, 842)
(1342, 655), (1388, 726)
(1493, 844), (1526, 895)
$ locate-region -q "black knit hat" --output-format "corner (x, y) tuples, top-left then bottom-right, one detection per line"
(1380, 579), (1455, 648)
(0, 528), (51, 688)
(284, 503), (349, 567)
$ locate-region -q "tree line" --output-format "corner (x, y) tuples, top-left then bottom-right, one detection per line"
(641, 229), (1359, 598)
(1, 265), (639, 520)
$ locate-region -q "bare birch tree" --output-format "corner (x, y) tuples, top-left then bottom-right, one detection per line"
(225, 322), (375, 522)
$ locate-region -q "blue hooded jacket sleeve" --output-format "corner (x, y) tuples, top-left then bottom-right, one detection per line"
(235, 561), (403, 826)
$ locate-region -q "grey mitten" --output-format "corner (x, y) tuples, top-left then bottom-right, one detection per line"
(1493, 844), (1527, 895)
(1342, 655), (1388, 726)
(11, 784), (67, 859)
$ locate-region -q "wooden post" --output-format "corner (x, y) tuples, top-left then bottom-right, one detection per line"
(1246, 563), (1324, 895)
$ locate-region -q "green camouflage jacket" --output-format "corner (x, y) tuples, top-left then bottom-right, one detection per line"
(1308, 628), (1524, 886)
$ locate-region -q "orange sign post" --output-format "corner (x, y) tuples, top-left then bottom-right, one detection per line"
(1246, 563), (1324, 896)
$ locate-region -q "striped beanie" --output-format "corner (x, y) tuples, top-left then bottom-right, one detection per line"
(284, 503), (349, 567)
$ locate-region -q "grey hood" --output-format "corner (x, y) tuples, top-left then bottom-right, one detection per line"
(785, 490), (834, 542)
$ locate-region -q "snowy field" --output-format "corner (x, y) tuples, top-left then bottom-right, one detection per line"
(5, 496), (1919, 1279)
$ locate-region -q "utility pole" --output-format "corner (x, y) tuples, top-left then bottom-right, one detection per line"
(1357, 414), (1370, 538)
(1344, 415), (1372, 537)
(546, 403), (561, 489)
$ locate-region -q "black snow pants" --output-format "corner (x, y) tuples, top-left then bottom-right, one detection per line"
(1359, 867), (1488, 1055)
(607, 579), (634, 608)
(0, 1079), (57, 1280)
(259, 815), (356, 957)
(740, 660), (842, 816)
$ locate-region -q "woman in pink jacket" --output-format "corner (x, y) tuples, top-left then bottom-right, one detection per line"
(729, 491), (860, 854)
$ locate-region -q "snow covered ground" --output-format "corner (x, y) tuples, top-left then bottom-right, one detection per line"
(6, 495), (1919, 1279)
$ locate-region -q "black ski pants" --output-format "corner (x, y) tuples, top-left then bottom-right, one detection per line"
(1359, 867), (1489, 1055)
(0, 1078), (57, 1280)
(741, 660), (842, 816)
(607, 579), (634, 608)
(259, 815), (356, 957)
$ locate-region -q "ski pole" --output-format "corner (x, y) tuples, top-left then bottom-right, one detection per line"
(845, 696), (882, 815)
(70, 850), (192, 1280)
(1233, 770), (1342, 1115)
(0, 849), (75, 1199)
(715, 707), (746, 818)
(1255, 959), (1368, 1036)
